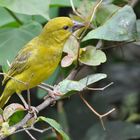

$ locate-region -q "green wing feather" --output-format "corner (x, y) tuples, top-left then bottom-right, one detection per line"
(2, 45), (32, 85)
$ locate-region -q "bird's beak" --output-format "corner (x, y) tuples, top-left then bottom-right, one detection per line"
(72, 20), (85, 32)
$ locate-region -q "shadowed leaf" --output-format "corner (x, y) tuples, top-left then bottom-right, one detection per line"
(39, 117), (70, 140)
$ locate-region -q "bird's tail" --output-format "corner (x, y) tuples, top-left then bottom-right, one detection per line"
(0, 88), (13, 108)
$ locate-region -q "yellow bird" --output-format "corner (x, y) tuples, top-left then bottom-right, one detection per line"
(0, 17), (84, 108)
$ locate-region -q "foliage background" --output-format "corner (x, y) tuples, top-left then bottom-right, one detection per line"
(0, 0), (140, 140)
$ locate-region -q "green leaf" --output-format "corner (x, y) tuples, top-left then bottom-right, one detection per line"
(62, 38), (107, 67)
(83, 5), (137, 41)
(49, 7), (59, 19)
(79, 46), (107, 66)
(57, 102), (69, 136)
(0, 7), (15, 27)
(1, 122), (16, 135)
(0, 21), (42, 67)
(85, 121), (140, 140)
(50, 0), (80, 7)
(0, 0), (50, 20)
(39, 117), (70, 140)
(77, 0), (93, 18)
(95, 4), (120, 25)
(136, 20), (140, 40)
(3, 103), (25, 126)
(3, 103), (25, 121)
(61, 36), (79, 67)
(63, 36), (79, 57)
(8, 110), (25, 126)
(56, 73), (107, 96)
(113, 0), (128, 5)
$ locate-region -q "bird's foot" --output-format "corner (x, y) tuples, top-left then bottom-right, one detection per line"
(48, 91), (62, 98)
(44, 90), (62, 100)
(43, 90), (63, 106)
(26, 106), (38, 118)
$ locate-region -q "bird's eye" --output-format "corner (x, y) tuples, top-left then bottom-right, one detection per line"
(63, 25), (69, 30)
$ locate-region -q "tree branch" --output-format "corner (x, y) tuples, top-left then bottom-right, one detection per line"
(0, 96), (58, 139)
(0, 64), (84, 139)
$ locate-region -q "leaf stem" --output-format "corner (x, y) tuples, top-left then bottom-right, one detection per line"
(5, 8), (23, 25)
(79, 0), (103, 40)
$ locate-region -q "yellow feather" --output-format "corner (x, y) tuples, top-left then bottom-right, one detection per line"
(0, 17), (84, 108)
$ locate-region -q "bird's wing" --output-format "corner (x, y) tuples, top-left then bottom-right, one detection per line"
(2, 45), (33, 85)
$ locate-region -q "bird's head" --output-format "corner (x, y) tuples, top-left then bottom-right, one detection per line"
(40, 17), (84, 42)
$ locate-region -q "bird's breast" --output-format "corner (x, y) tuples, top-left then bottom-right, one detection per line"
(13, 45), (63, 91)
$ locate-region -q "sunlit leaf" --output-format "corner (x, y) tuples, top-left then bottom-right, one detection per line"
(95, 4), (120, 25)
(61, 36), (79, 67)
(55, 73), (107, 96)
(0, 7), (14, 27)
(50, 0), (80, 7)
(83, 5), (137, 41)
(0, 22), (42, 67)
(79, 46), (107, 66)
(77, 0), (93, 18)
(61, 54), (74, 68)
(0, 0), (50, 20)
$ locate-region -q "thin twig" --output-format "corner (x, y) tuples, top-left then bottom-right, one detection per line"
(89, 0), (103, 23)
(0, 98), (55, 138)
(85, 82), (113, 91)
(27, 89), (31, 110)
(40, 83), (54, 89)
(7, 121), (51, 139)
(80, 94), (115, 130)
(101, 108), (116, 118)
(66, 65), (83, 80)
(25, 129), (37, 140)
(0, 64), (84, 139)
(70, 0), (84, 19)
(79, 0), (103, 40)
(70, 1), (103, 71)
(100, 40), (137, 50)
(17, 93), (28, 109)
(36, 97), (56, 112)
(31, 127), (52, 133)
(80, 94), (101, 117)
(37, 85), (56, 95)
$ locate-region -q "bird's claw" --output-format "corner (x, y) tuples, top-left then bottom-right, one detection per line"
(44, 90), (62, 100)
(43, 90), (62, 106)
(26, 106), (38, 118)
